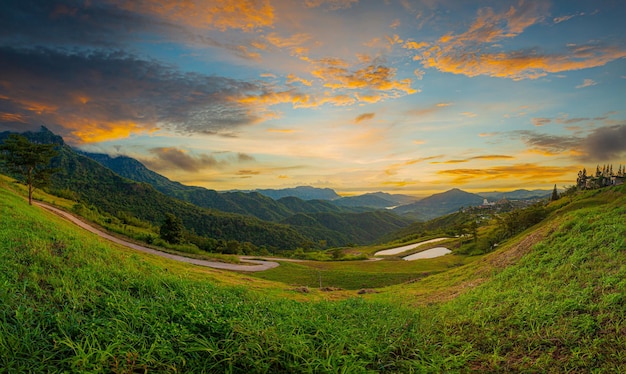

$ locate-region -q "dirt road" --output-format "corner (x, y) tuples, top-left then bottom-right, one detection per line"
(35, 202), (280, 272)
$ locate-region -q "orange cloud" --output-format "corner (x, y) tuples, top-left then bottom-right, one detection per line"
(471, 155), (513, 160)
(114, 0), (275, 32)
(236, 169), (261, 175)
(473, 154), (514, 160)
(385, 34), (404, 46)
(265, 32), (312, 49)
(236, 89), (355, 108)
(438, 163), (573, 184)
(385, 156), (441, 175)
(413, 2), (626, 80)
(267, 128), (297, 133)
(69, 119), (149, 143)
(380, 180), (417, 188)
(312, 62), (416, 94)
(432, 155), (514, 164)
(355, 93), (382, 103)
(403, 41), (429, 50)
(287, 74), (313, 86)
(18, 100), (58, 115)
(0, 112), (27, 123)
(354, 112), (375, 123)
(421, 43), (626, 81)
(523, 148), (561, 157)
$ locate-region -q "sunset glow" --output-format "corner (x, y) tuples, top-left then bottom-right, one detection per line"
(1, 0), (625, 195)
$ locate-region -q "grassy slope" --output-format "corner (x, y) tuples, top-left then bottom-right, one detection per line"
(1, 180), (624, 372)
(251, 254), (478, 290)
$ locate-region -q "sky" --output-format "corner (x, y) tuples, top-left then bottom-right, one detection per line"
(1, 0), (625, 196)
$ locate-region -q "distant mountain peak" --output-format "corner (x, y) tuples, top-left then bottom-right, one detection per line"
(256, 186), (341, 201)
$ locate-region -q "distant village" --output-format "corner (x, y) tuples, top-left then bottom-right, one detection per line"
(463, 164), (624, 219)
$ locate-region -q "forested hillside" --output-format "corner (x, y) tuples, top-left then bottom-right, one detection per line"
(0, 128), (413, 249)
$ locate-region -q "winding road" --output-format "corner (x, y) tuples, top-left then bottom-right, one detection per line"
(35, 201), (280, 272)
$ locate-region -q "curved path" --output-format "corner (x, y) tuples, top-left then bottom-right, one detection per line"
(35, 202), (280, 272)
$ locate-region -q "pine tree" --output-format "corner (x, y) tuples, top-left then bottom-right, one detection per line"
(551, 184), (559, 201)
(0, 134), (59, 205)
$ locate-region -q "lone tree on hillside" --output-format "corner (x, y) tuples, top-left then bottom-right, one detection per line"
(0, 134), (58, 205)
(551, 184), (559, 201)
(160, 213), (185, 244)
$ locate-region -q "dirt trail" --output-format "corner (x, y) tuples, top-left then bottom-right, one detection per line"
(35, 202), (280, 272)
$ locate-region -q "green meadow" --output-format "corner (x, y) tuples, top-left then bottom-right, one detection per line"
(1, 177), (625, 372)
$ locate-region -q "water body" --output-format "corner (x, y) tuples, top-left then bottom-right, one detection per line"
(403, 247), (452, 261)
(374, 237), (449, 256)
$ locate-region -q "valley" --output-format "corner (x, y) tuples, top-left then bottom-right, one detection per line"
(1, 170), (624, 372)
(2, 2), (625, 371)
(1, 129), (625, 372)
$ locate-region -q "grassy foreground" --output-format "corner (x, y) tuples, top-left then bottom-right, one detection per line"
(1, 181), (625, 372)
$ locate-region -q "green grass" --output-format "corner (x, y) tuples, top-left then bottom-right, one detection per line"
(252, 254), (477, 290)
(1, 177), (625, 372)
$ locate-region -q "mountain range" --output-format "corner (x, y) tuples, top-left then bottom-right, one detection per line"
(1, 128), (553, 249)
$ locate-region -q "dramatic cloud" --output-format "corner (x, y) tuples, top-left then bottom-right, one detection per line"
(354, 113), (375, 123)
(114, 0), (275, 32)
(517, 130), (581, 154)
(411, 2), (626, 80)
(144, 147), (220, 172)
(582, 125), (626, 161)
(0, 47), (260, 143)
(517, 124), (626, 162)
(0, 0), (150, 47)
(311, 60), (416, 95)
(237, 57), (417, 108)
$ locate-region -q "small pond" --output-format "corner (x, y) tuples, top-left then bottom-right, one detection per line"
(374, 237), (449, 256)
(403, 247), (452, 261)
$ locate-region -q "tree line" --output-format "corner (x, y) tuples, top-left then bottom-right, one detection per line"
(576, 164), (624, 190)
